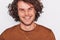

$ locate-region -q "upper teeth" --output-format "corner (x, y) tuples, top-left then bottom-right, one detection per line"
(25, 17), (30, 19)
(26, 17), (30, 18)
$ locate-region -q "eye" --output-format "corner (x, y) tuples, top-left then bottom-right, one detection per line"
(29, 7), (33, 10)
(19, 9), (24, 11)
(18, 8), (25, 13)
(29, 8), (32, 10)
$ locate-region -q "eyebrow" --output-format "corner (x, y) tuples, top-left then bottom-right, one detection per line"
(18, 6), (34, 10)
(29, 6), (34, 9)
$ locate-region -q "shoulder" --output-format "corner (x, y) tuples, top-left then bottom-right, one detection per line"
(36, 23), (56, 40)
(36, 23), (53, 33)
(0, 36), (4, 40)
(3, 24), (19, 32)
(1, 24), (20, 37)
(36, 23), (55, 36)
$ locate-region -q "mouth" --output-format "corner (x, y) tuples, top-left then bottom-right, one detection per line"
(23, 16), (32, 21)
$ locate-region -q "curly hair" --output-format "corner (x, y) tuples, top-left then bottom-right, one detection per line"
(8, 0), (43, 22)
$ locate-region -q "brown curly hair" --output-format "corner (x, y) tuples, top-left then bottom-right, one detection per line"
(8, 0), (43, 22)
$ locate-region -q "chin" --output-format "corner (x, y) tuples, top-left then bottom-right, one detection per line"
(23, 22), (32, 26)
(21, 21), (34, 26)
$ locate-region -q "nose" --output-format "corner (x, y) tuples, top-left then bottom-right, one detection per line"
(25, 10), (29, 16)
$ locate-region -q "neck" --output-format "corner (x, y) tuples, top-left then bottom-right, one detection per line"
(20, 22), (36, 31)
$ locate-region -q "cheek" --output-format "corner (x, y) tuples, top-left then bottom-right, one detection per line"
(18, 11), (25, 17)
(30, 11), (35, 16)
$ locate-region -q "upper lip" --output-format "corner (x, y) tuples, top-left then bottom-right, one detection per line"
(23, 16), (32, 19)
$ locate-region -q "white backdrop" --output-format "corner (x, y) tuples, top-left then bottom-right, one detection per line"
(0, 0), (60, 40)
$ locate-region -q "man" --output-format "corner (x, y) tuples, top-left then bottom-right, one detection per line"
(1, 0), (56, 40)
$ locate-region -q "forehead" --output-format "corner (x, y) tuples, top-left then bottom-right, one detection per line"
(17, 1), (34, 9)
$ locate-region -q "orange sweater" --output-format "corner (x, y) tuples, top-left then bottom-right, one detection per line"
(1, 24), (56, 40)
(0, 36), (4, 40)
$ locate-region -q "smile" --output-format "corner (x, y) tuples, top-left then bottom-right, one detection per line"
(23, 16), (32, 20)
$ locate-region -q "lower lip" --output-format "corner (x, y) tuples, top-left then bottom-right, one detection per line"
(25, 18), (31, 20)
(24, 17), (31, 21)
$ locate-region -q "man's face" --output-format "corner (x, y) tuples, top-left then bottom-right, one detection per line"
(17, 1), (36, 26)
